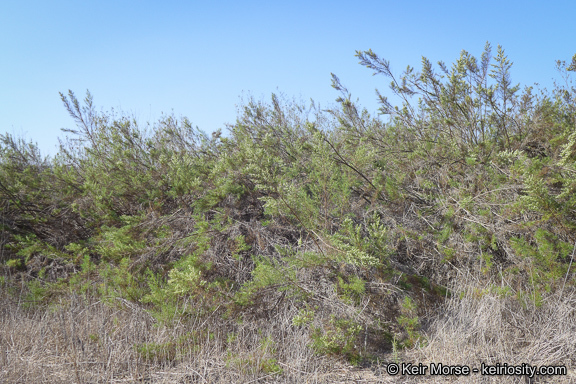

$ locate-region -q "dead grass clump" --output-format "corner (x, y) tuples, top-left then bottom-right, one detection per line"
(412, 272), (576, 383)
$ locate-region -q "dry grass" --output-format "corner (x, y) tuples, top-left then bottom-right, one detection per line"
(0, 289), (389, 384)
(5, 272), (576, 384)
(410, 271), (576, 383)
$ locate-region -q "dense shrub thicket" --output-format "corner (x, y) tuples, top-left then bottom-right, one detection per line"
(2, 44), (576, 382)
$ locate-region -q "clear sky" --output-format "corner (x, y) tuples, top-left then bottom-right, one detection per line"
(2, 0), (575, 156)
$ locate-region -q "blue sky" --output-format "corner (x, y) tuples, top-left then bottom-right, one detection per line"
(2, 1), (575, 156)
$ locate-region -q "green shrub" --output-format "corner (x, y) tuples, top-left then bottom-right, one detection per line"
(310, 316), (363, 364)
